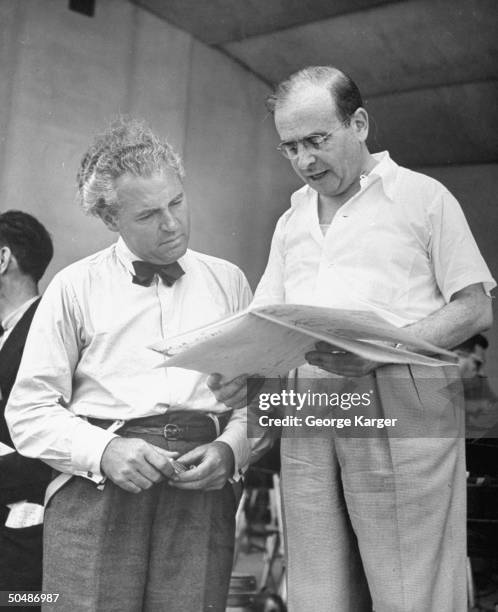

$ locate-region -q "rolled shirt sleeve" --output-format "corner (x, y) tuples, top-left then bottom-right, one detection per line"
(429, 188), (496, 301)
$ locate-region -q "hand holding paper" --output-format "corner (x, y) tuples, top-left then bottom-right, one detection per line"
(150, 304), (456, 379)
(306, 341), (381, 377)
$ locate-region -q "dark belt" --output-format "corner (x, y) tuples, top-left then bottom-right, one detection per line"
(89, 411), (231, 442)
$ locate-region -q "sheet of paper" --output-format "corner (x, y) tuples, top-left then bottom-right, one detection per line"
(254, 304), (454, 353)
(150, 304), (455, 379)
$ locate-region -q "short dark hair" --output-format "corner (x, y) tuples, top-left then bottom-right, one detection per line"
(455, 334), (489, 353)
(0, 210), (53, 283)
(266, 65), (363, 123)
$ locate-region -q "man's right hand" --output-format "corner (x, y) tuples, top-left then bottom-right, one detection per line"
(100, 437), (179, 494)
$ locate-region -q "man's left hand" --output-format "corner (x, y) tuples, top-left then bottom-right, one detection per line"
(305, 341), (381, 377)
(168, 441), (235, 491)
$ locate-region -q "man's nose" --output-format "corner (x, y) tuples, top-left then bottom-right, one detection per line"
(294, 143), (316, 170)
(159, 211), (177, 232)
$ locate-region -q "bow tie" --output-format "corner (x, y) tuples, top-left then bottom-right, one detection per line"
(131, 260), (185, 287)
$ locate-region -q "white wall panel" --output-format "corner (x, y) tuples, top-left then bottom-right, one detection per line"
(0, 1), (190, 285)
(184, 40), (298, 286)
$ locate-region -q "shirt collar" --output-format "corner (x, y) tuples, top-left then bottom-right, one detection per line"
(1, 295), (39, 332)
(115, 237), (140, 277)
(367, 151), (398, 201)
(296, 150), (398, 207)
(114, 237), (188, 277)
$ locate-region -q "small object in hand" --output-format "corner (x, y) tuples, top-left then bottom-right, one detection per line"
(170, 459), (189, 474)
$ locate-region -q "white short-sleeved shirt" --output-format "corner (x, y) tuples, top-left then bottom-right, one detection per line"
(253, 152), (495, 326)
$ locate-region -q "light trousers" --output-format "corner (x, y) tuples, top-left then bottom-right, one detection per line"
(281, 364), (466, 612)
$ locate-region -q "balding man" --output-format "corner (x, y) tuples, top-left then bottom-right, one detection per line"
(211, 66), (495, 611)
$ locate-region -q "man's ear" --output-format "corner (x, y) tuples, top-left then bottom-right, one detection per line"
(350, 107), (369, 143)
(100, 207), (120, 232)
(0, 245), (13, 275)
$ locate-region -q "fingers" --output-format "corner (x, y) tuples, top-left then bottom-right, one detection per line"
(207, 373), (251, 409)
(314, 341), (347, 353)
(169, 458), (226, 490)
(172, 464), (211, 484)
(208, 373), (248, 398)
(173, 447), (214, 483)
(127, 470), (159, 492)
(305, 350), (344, 371)
(102, 437), (234, 494)
(175, 445), (206, 467)
(101, 437), (180, 493)
(305, 350), (378, 377)
(170, 442), (233, 490)
(145, 446), (179, 479)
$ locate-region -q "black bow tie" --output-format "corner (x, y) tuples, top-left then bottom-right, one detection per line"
(131, 260), (185, 287)
(0, 324), (4, 337)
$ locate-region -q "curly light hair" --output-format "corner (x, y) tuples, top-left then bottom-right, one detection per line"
(77, 117), (185, 217)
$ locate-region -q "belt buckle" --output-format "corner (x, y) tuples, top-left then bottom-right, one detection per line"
(163, 423), (182, 440)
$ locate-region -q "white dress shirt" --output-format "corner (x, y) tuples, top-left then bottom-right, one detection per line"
(6, 238), (253, 481)
(253, 152), (495, 323)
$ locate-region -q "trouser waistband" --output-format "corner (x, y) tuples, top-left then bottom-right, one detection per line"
(88, 411), (231, 442)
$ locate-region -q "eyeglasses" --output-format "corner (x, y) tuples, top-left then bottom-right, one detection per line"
(277, 122), (348, 159)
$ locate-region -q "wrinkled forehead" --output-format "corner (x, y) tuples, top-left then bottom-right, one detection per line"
(115, 169), (183, 204)
(274, 84), (340, 139)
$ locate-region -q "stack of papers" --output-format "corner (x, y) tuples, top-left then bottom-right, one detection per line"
(150, 304), (456, 379)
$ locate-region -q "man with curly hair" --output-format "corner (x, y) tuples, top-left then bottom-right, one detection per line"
(6, 119), (256, 612)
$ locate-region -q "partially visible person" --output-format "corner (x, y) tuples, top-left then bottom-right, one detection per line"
(456, 334), (498, 593)
(0, 210), (53, 607)
(455, 334), (488, 382)
(455, 334), (498, 471)
(454, 334), (489, 388)
(6, 118), (267, 612)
